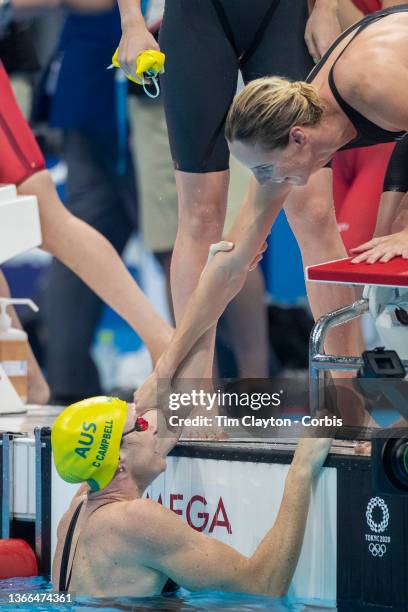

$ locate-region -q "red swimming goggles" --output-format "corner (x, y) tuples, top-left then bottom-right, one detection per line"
(121, 416), (149, 443)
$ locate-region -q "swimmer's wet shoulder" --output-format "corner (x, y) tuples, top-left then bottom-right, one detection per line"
(56, 496), (172, 598)
(307, 6), (408, 149)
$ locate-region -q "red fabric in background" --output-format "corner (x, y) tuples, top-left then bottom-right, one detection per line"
(0, 63), (45, 185)
(307, 256), (408, 288)
(332, 143), (395, 251)
(352, 0), (381, 12)
(332, 1), (394, 253)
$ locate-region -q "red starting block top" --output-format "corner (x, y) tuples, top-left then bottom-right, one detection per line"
(306, 257), (408, 288)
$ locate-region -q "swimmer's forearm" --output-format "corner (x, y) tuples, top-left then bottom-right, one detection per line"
(308, 0), (339, 21)
(157, 180), (289, 380)
(117, 0), (144, 28)
(248, 463), (313, 596)
(157, 260), (243, 379)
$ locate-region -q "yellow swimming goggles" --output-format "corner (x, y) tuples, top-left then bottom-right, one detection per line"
(108, 48), (165, 99)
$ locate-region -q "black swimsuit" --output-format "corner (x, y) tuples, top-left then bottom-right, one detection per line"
(160, 0), (313, 173)
(59, 500), (84, 592)
(307, 5), (408, 190)
(307, 5), (408, 149)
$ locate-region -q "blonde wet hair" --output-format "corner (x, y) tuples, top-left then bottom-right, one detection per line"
(225, 76), (324, 150)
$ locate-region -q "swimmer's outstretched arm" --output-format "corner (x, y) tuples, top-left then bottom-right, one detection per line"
(153, 179), (292, 383)
(142, 331), (225, 456)
(128, 438), (331, 596)
(137, 180), (290, 443)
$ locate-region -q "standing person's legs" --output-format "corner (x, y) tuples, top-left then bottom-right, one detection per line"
(130, 95), (270, 378)
(0, 58), (172, 368)
(18, 167), (172, 364)
(223, 156), (269, 378)
(240, 0), (364, 359)
(44, 131), (137, 402)
(160, 0), (238, 322)
(283, 170), (362, 352)
(128, 96), (178, 322)
(172, 171), (230, 320)
(162, 0), (314, 372)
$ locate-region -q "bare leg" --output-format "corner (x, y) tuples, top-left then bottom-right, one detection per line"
(284, 169), (364, 357)
(223, 157), (269, 378)
(284, 169), (373, 427)
(171, 171), (229, 375)
(171, 170), (229, 319)
(17, 170), (172, 365)
(0, 270), (50, 404)
(223, 267), (269, 378)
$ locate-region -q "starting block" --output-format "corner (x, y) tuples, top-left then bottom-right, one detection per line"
(307, 256), (408, 288)
(306, 256), (408, 416)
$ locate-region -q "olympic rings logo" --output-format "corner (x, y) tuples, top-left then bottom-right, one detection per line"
(366, 497), (389, 533)
(369, 543), (387, 557)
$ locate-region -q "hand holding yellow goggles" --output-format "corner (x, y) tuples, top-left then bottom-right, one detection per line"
(108, 48), (165, 99)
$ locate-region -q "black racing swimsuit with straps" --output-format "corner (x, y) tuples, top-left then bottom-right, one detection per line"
(306, 5), (408, 150)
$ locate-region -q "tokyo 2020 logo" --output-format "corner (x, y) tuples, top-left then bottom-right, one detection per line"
(366, 497), (389, 533)
(365, 497), (390, 558)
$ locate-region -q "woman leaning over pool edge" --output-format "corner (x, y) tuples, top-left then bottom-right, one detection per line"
(225, 72), (408, 263)
(132, 9), (408, 410)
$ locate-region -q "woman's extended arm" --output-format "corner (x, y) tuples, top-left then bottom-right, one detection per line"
(154, 179), (291, 381)
(133, 178), (290, 422)
(129, 437), (332, 596)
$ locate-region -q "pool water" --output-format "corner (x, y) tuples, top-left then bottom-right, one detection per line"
(0, 576), (336, 611)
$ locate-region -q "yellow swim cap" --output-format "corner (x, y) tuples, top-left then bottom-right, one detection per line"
(52, 396), (128, 492)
